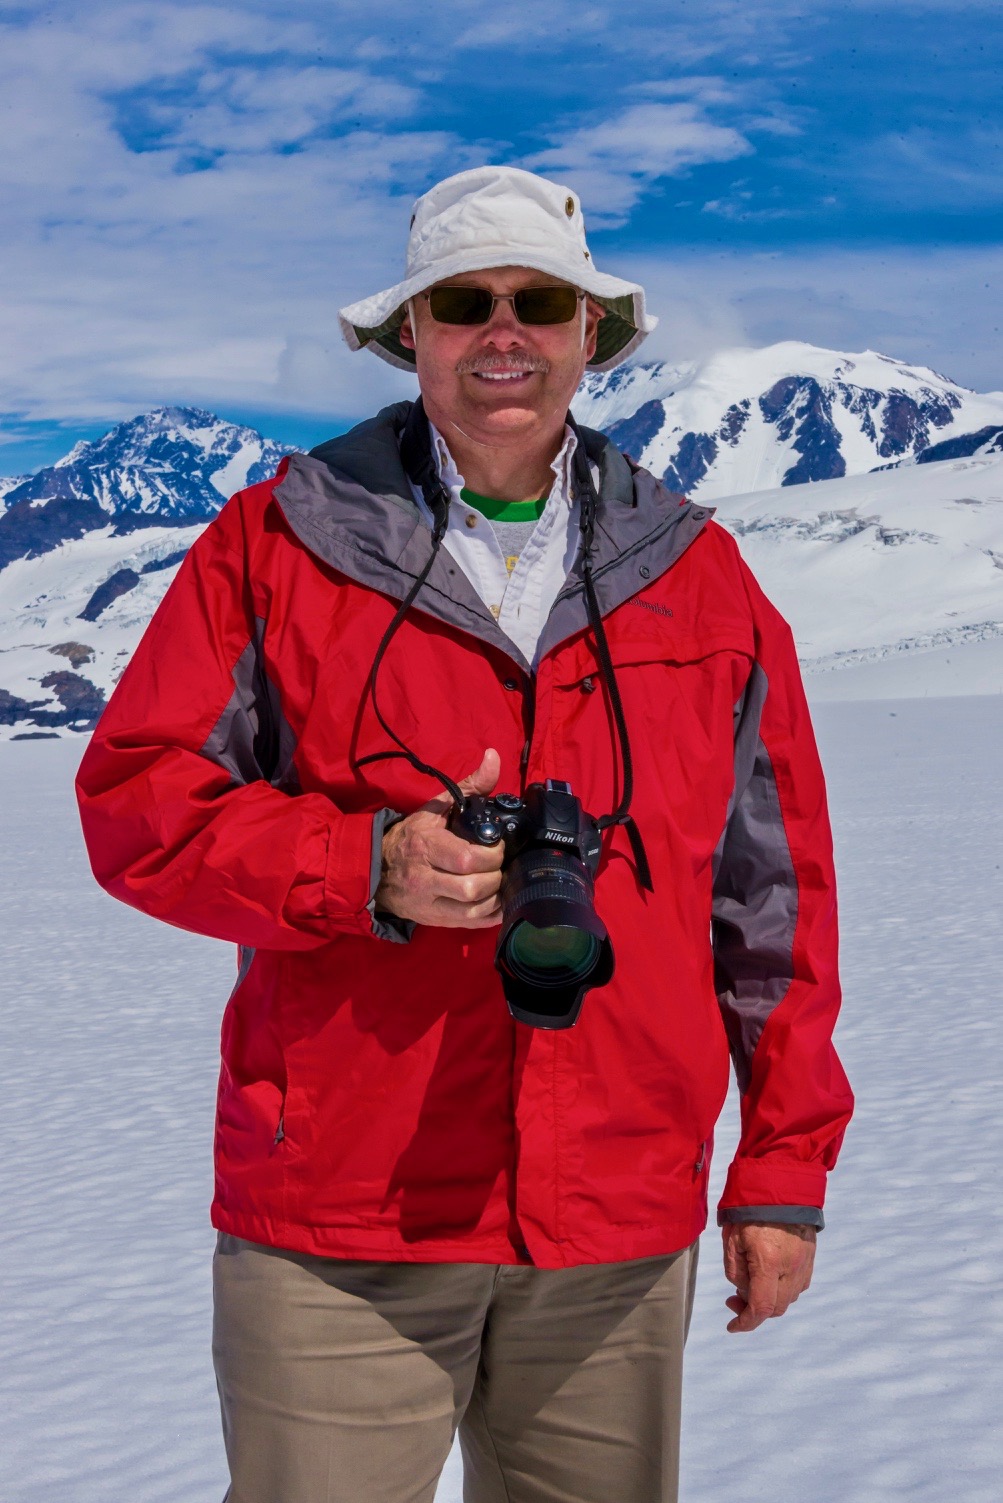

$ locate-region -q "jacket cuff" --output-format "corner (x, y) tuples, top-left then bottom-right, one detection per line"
(719, 1156), (828, 1213)
(367, 808), (416, 944)
(718, 1205), (825, 1230)
(320, 808), (403, 937)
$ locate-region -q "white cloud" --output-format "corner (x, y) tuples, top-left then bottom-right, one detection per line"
(862, 128), (1003, 209)
(614, 245), (1003, 393)
(524, 103), (753, 225)
(0, 4), (452, 422)
(0, 0), (999, 442)
(454, 5), (608, 47)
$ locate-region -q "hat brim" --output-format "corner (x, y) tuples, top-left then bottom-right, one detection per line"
(338, 251), (656, 374)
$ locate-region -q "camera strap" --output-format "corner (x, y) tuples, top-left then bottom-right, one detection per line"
(355, 399), (653, 893)
(568, 419), (654, 894)
(352, 398), (466, 806)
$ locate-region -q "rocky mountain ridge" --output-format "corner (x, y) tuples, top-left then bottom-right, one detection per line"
(0, 406), (290, 572)
(1, 342), (1001, 736)
(571, 341), (1003, 499)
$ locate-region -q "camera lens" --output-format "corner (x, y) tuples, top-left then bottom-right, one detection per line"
(505, 923), (601, 984)
(496, 847), (613, 1027)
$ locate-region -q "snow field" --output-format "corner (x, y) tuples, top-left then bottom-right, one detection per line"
(1, 696), (1001, 1501)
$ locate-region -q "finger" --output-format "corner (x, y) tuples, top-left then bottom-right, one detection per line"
(430, 869), (504, 907)
(421, 749), (505, 829)
(729, 1269), (780, 1332)
(456, 747), (502, 798)
(424, 827), (506, 873)
(429, 893), (504, 927)
(722, 1234), (749, 1290)
(725, 1295), (750, 1334)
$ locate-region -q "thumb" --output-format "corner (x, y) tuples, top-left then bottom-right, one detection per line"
(456, 747), (502, 799)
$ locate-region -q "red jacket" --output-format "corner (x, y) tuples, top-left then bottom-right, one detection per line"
(76, 405), (853, 1269)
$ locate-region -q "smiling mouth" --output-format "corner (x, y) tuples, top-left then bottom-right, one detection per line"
(469, 369), (538, 382)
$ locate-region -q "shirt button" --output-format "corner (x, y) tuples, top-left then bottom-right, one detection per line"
(464, 513), (478, 528)
(503, 677), (519, 691)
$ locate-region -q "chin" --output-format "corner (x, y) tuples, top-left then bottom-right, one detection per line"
(475, 409), (547, 438)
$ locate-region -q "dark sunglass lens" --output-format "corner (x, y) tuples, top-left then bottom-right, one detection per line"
(428, 287), (494, 325)
(514, 287), (580, 324)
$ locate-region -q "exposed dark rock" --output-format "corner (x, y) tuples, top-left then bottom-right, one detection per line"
(140, 548), (189, 574)
(49, 641), (95, 667)
(11, 731), (61, 740)
(759, 377), (845, 485)
(916, 424), (1003, 464)
(719, 401), (750, 444)
(837, 384), (880, 443)
(0, 687), (48, 726)
(879, 394), (927, 457)
(0, 493), (108, 570)
(663, 433), (719, 494)
(877, 388), (962, 458)
(603, 400), (666, 460)
(38, 670), (106, 728)
(79, 568), (141, 621)
(0, 671), (106, 730)
(111, 513), (168, 538)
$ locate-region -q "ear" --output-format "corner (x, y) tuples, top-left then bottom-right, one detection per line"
(583, 296), (603, 363)
(398, 303), (416, 352)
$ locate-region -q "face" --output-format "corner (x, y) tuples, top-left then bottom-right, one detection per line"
(398, 266), (603, 450)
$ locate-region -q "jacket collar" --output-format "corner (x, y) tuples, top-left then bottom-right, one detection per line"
(273, 401), (713, 673)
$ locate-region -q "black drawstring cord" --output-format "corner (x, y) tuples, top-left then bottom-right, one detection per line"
(569, 424), (654, 894)
(353, 400), (466, 808)
(354, 399), (654, 891)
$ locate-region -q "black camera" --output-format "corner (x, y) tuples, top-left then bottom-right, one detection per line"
(449, 779), (614, 1030)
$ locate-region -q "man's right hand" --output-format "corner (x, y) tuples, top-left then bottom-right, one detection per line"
(374, 748), (506, 928)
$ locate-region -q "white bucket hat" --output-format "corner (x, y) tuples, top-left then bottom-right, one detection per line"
(338, 165), (656, 373)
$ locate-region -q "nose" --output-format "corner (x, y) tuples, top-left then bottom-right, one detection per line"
(480, 295), (525, 347)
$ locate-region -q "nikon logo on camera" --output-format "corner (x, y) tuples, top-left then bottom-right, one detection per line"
(544, 831), (576, 844)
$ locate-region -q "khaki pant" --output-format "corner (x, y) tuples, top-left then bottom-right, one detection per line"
(213, 1233), (698, 1503)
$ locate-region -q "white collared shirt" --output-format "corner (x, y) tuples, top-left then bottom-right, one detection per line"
(408, 422), (582, 669)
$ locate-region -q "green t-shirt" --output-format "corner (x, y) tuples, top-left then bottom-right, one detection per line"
(460, 487), (547, 578)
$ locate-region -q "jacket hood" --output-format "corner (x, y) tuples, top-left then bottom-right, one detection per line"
(270, 402), (713, 674)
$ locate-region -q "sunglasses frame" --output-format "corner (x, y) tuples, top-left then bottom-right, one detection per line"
(421, 284), (586, 327)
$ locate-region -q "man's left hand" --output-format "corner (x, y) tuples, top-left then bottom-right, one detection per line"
(721, 1221), (817, 1333)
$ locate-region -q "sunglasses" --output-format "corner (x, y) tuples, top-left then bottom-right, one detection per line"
(423, 284), (584, 327)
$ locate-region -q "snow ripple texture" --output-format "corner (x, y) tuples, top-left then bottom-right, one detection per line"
(1, 697), (1001, 1502)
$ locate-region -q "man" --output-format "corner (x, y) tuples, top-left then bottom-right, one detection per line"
(76, 165), (853, 1503)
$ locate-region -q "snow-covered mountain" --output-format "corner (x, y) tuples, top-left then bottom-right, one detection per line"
(1, 345), (1001, 737)
(0, 407), (290, 572)
(712, 452), (1003, 672)
(0, 406), (291, 734)
(572, 341), (1003, 498)
(0, 474), (30, 506)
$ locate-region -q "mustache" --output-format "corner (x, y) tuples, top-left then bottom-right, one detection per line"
(455, 352), (551, 374)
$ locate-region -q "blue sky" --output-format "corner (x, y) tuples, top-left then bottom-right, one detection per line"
(1, 0), (1000, 473)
